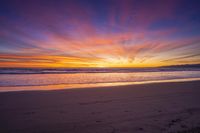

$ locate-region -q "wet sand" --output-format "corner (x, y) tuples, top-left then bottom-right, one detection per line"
(0, 81), (200, 133)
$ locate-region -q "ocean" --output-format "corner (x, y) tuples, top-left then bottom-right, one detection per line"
(0, 68), (200, 92)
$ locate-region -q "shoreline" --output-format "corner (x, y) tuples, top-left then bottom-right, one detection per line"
(0, 80), (200, 133)
(1, 77), (200, 93)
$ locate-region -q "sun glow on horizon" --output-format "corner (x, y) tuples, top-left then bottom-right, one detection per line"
(0, 0), (200, 68)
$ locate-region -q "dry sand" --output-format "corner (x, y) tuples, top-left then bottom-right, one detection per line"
(0, 81), (200, 133)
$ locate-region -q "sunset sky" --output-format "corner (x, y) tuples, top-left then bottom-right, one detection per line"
(0, 0), (200, 68)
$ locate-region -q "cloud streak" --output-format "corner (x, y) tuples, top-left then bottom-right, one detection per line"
(0, 0), (200, 67)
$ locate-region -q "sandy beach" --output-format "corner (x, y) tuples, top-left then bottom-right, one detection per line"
(0, 81), (200, 133)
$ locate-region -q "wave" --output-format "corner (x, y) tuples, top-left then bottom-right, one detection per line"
(0, 67), (200, 74)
